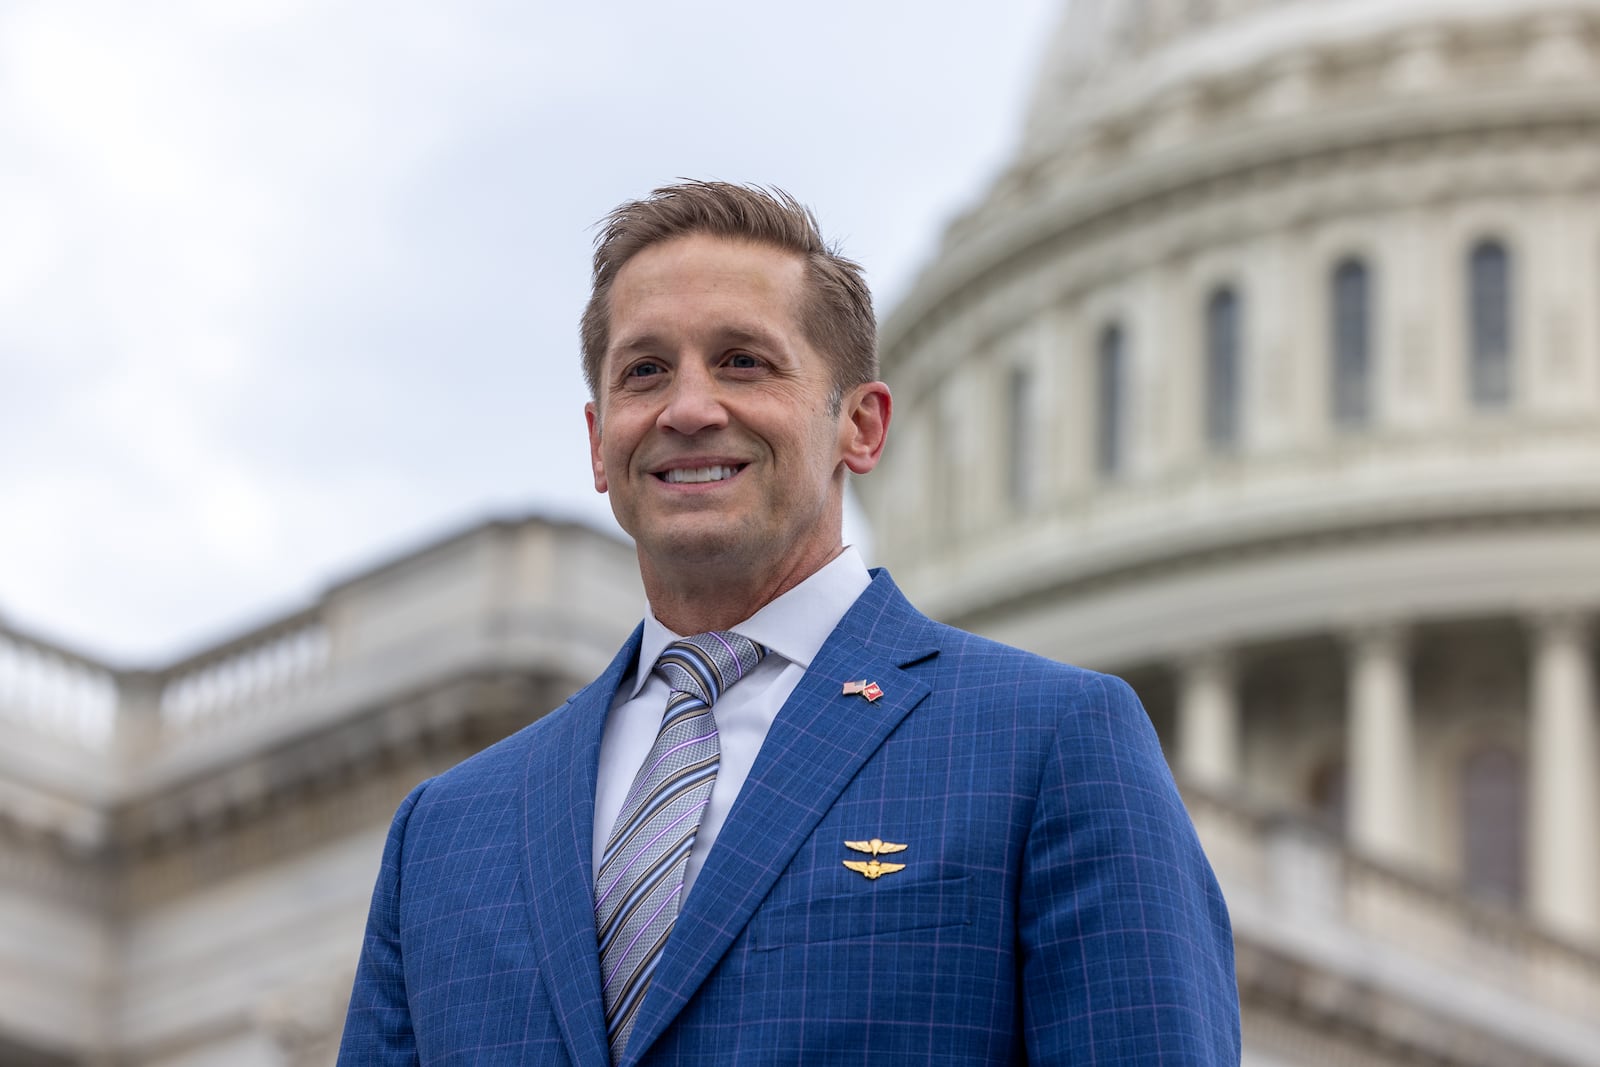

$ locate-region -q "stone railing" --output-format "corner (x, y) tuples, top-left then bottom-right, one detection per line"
(155, 609), (330, 732)
(0, 516), (644, 775)
(1345, 851), (1600, 1020)
(0, 610), (330, 752)
(1185, 786), (1600, 1024)
(0, 621), (118, 747)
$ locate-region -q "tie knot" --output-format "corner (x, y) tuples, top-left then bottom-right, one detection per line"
(654, 631), (767, 707)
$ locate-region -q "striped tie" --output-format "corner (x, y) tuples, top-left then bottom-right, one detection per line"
(595, 630), (767, 1062)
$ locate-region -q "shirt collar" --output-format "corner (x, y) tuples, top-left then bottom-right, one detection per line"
(626, 546), (872, 699)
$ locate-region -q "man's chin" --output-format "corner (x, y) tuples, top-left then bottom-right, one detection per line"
(635, 523), (754, 569)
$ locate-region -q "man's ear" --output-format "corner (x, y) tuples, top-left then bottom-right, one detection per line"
(839, 382), (892, 475)
(585, 402), (608, 493)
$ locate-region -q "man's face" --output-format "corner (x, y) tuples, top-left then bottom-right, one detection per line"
(585, 234), (884, 589)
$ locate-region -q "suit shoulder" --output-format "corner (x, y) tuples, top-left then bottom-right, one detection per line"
(916, 619), (1150, 734)
(925, 617), (1125, 687)
(860, 571), (1106, 686)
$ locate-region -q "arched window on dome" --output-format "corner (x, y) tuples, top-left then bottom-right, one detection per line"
(935, 401), (962, 543)
(1330, 258), (1372, 428)
(1307, 755), (1348, 835)
(1459, 744), (1526, 906)
(1007, 364), (1038, 510)
(1205, 286), (1241, 450)
(1468, 239), (1513, 409)
(1096, 323), (1125, 477)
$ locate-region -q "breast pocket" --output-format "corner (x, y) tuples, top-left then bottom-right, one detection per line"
(748, 873), (974, 951)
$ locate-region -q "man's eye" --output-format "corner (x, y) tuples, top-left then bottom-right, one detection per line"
(625, 361), (664, 379)
(727, 353), (760, 369)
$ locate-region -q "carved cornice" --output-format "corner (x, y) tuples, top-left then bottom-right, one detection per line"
(0, 823), (107, 911)
(938, 505), (1600, 644)
(112, 670), (573, 908)
(0, 667), (581, 910)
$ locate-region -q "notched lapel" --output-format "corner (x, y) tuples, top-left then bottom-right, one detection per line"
(521, 627), (642, 1067)
(620, 576), (941, 1064)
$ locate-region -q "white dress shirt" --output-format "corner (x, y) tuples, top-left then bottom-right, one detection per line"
(592, 546), (871, 898)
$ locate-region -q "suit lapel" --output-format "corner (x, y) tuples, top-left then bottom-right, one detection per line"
(621, 574), (940, 1064)
(521, 626), (642, 1067)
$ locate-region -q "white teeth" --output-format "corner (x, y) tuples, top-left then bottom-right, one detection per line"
(663, 465), (738, 484)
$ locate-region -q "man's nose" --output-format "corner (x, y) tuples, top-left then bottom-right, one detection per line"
(656, 364), (729, 435)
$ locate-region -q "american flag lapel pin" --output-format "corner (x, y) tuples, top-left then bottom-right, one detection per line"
(842, 680), (883, 702)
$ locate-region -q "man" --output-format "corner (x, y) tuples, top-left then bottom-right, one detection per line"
(338, 182), (1240, 1065)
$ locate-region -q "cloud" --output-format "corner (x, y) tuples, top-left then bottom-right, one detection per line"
(0, 0), (1058, 661)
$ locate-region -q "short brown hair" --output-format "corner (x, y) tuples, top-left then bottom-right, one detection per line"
(580, 181), (877, 408)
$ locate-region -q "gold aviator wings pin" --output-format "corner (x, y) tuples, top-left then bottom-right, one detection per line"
(843, 838), (908, 880)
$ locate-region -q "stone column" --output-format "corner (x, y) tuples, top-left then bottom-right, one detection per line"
(1178, 649), (1239, 789)
(1528, 612), (1599, 940)
(1346, 624), (1414, 864)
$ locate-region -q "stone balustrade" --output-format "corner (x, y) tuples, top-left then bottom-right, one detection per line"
(0, 611), (328, 753)
(1344, 854), (1600, 1019)
(156, 611), (330, 731)
(0, 623), (117, 747)
(0, 515), (645, 775)
(1186, 786), (1600, 1045)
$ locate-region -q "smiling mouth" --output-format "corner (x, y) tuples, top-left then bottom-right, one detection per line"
(657, 464), (745, 484)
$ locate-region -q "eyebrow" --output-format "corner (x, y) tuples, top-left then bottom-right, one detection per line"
(719, 326), (784, 350)
(611, 334), (665, 358)
(611, 324), (787, 357)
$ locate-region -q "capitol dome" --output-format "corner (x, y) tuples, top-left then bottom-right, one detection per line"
(863, 1), (1600, 1062)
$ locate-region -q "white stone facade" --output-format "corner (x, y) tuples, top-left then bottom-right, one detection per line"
(864, 1), (1600, 1063)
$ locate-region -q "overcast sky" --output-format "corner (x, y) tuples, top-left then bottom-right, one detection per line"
(0, 1), (1061, 665)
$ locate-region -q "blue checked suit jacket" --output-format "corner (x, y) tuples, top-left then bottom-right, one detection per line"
(338, 571), (1240, 1065)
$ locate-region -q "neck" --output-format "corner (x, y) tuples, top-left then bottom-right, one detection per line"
(641, 544), (844, 635)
